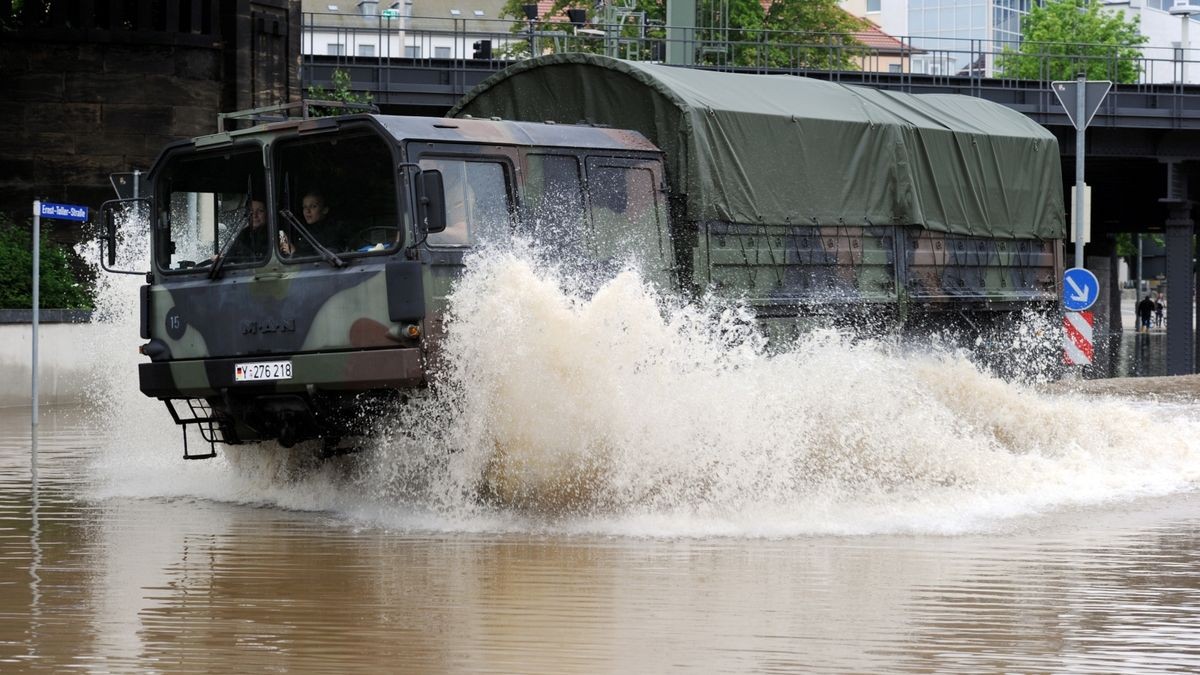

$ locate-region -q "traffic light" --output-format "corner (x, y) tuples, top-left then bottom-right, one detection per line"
(472, 39), (492, 60)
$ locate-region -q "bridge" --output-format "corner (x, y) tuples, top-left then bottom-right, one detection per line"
(306, 54), (1200, 130)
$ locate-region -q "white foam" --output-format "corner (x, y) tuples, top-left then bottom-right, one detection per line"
(84, 238), (1200, 537)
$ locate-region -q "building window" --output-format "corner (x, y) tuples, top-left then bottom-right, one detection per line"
(404, 45), (420, 58)
(889, 63), (902, 73)
(435, 46), (451, 58)
(326, 43), (344, 56)
(867, 0), (881, 12)
(358, 44), (376, 57)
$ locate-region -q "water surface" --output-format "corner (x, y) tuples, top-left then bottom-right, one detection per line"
(3, 404), (1200, 674)
(5, 249), (1200, 672)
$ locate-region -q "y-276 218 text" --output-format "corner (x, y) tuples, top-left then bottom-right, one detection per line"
(234, 361), (293, 382)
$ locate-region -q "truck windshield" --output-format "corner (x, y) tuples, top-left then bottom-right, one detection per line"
(157, 147), (266, 271)
(274, 130), (404, 260)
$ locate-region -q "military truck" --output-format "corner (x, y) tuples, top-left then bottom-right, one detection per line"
(101, 54), (1064, 458)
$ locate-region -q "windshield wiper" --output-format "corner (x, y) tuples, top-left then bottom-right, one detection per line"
(279, 209), (345, 268)
(207, 221), (249, 280)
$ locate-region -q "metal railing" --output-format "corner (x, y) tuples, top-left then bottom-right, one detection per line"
(299, 12), (1200, 125)
(302, 12), (1200, 83)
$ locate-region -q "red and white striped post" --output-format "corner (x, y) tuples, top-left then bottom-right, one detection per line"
(1063, 310), (1094, 365)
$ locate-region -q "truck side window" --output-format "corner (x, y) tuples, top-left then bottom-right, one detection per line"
(419, 158), (511, 247)
(522, 154), (585, 247)
(587, 162), (664, 263)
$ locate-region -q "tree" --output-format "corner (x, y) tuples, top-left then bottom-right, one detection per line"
(306, 69), (373, 117)
(997, 0), (1147, 84)
(497, 0), (865, 70)
(497, 1), (664, 59)
(755, 0), (868, 71)
(0, 213), (94, 310)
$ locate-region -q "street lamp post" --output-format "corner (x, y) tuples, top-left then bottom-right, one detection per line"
(522, 4), (538, 57)
(1169, 2), (1200, 83)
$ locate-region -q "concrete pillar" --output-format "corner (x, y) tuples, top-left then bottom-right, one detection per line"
(1108, 238), (1123, 334)
(666, 0), (696, 66)
(1164, 207), (1195, 375)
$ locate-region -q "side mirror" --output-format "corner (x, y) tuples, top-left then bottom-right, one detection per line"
(98, 197), (150, 275)
(417, 169), (446, 235)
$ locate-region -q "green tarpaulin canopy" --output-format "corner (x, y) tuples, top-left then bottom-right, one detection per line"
(449, 53), (1065, 240)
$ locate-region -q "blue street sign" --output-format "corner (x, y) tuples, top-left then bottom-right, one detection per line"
(1063, 267), (1099, 312)
(38, 201), (89, 222)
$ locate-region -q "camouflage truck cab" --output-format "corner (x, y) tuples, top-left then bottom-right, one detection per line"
(110, 110), (672, 457)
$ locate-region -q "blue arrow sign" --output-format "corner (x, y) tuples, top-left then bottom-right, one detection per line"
(1063, 267), (1099, 312)
(38, 201), (89, 222)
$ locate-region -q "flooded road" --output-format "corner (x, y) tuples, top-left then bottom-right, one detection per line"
(6, 252), (1200, 672)
(4, 403), (1200, 673)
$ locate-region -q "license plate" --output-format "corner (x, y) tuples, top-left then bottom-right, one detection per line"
(234, 360), (293, 382)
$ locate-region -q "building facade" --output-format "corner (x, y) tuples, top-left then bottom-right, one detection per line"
(301, 0), (518, 60)
(846, 0), (1200, 83)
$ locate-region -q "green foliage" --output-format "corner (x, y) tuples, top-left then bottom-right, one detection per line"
(753, 0), (868, 70)
(997, 0), (1147, 83)
(306, 69), (373, 117)
(1114, 232), (1165, 258)
(498, 0), (665, 58)
(497, 0), (864, 69)
(0, 213), (94, 310)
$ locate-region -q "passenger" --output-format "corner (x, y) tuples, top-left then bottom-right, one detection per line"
(213, 198), (268, 263)
(1137, 295), (1155, 333)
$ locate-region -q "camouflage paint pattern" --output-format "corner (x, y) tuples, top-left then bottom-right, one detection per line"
(691, 221), (1057, 316)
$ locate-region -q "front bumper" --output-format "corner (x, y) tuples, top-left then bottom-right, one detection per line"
(139, 347), (425, 399)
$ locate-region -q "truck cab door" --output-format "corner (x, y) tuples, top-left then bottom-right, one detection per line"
(584, 155), (673, 288)
(408, 143), (518, 318)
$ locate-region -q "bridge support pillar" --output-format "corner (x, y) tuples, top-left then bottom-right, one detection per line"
(1085, 245), (1120, 378)
(1164, 206), (1195, 375)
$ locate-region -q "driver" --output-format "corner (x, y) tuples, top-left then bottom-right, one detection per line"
(281, 190), (338, 256)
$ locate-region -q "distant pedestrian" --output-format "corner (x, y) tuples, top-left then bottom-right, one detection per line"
(1137, 295), (1155, 332)
(1155, 296), (1165, 328)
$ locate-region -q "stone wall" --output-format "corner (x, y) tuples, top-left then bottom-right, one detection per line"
(0, 41), (224, 225)
(0, 1), (301, 229)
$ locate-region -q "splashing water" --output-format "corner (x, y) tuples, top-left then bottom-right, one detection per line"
(82, 236), (1200, 537)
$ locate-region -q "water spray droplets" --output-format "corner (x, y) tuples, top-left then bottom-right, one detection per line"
(83, 233), (1200, 536)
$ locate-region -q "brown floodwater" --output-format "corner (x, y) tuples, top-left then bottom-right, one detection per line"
(4, 400), (1200, 674)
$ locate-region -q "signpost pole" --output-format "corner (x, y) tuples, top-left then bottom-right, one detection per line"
(1074, 72), (1086, 270)
(31, 200), (40, 433)
(29, 200), (87, 438)
(1053, 77), (1112, 370)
